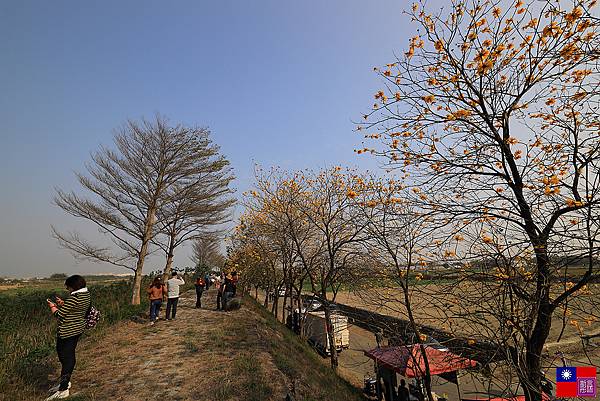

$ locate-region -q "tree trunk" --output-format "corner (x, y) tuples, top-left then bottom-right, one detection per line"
(130, 207), (156, 305)
(162, 250), (175, 283)
(131, 264), (144, 305)
(282, 292), (288, 323)
(522, 302), (553, 401)
(402, 282), (434, 401)
(271, 295), (278, 316)
(162, 233), (177, 283)
(297, 290), (306, 338)
(131, 242), (149, 305)
(520, 243), (554, 401)
(323, 302), (339, 370)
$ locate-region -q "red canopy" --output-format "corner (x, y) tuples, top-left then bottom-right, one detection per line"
(364, 345), (477, 378)
(462, 395), (550, 401)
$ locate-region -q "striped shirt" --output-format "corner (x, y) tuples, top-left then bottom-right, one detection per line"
(54, 288), (91, 338)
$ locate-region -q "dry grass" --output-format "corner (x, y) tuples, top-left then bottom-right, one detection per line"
(337, 284), (600, 344)
(22, 290), (366, 401)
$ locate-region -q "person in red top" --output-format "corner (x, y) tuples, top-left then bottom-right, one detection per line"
(194, 277), (206, 308)
(147, 276), (166, 324)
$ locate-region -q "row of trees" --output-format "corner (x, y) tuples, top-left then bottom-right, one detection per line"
(230, 1), (600, 401)
(53, 116), (234, 304)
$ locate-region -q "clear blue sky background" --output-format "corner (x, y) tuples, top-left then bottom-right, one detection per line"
(0, 0), (425, 277)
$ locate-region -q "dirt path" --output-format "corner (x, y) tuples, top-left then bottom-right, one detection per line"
(57, 290), (277, 401)
(40, 288), (368, 401)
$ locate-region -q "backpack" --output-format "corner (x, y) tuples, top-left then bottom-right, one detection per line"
(85, 305), (101, 329)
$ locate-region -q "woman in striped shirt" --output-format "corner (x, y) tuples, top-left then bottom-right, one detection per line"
(46, 275), (91, 400)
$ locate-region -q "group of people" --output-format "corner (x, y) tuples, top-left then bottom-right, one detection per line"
(148, 270), (239, 319)
(193, 271), (238, 311)
(43, 270), (238, 400)
(147, 271), (185, 323)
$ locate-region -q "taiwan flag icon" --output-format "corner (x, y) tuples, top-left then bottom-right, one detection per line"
(556, 366), (597, 398)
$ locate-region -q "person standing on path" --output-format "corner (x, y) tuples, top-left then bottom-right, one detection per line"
(194, 277), (205, 308)
(46, 275), (91, 400)
(222, 276), (236, 311)
(398, 379), (410, 401)
(215, 276), (223, 310)
(166, 271), (185, 320)
(147, 276), (166, 324)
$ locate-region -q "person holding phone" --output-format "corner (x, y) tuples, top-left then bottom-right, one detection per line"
(46, 275), (91, 400)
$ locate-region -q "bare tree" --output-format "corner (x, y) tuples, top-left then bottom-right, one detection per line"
(244, 168), (314, 323)
(232, 167), (370, 369)
(154, 130), (235, 281)
(53, 116), (228, 304)
(192, 232), (226, 275)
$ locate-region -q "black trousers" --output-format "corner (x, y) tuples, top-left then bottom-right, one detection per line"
(166, 297), (179, 319)
(216, 291), (222, 310)
(56, 334), (81, 391)
(195, 289), (204, 308)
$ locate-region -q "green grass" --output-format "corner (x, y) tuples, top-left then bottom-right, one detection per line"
(182, 328), (201, 354)
(0, 279), (150, 401)
(241, 296), (367, 401)
(180, 294), (366, 401)
(233, 353), (274, 401)
(0, 276), (129, 296)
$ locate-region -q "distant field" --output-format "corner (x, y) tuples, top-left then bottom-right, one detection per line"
(0, 275), (130, 295)
(337, 284), (600, 341)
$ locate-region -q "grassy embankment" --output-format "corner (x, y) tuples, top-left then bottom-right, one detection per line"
(0, 277), (163, 401)
(9, 289), (367, 401)
(189, 295), (367, 401)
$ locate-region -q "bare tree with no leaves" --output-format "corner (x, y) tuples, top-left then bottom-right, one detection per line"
(192, 232), (226, 275)
(154, 130), (235, 282)
(53, 116), (228, 304)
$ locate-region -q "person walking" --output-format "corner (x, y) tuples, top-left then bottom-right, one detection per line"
(165, 271), (185, 320)
(215, 276), (223, 311)
(194, 277), (206, 308)
(147, 276), (166, 324)
(45, 275), (91, 400)
(222, 276), (236, 311)
(398, 379), (410, 401)
(231, 271), (239, 296)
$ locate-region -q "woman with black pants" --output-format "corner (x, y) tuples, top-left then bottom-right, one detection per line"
(46, 275), (91, 400)
(194, 277), (205, 308)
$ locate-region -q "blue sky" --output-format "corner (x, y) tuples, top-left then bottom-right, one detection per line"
(0, 0), (424, 277)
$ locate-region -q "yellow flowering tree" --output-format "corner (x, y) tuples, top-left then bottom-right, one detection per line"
(359, 1), (600, 400)
(354, 178), (442, 401)
(230, 167), (370, 370)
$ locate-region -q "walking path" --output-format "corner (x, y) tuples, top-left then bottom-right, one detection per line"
(41, 287), (368, 401)
(53, 290), (285, 401)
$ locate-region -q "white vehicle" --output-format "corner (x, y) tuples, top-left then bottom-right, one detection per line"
(304, 310), (350, 355)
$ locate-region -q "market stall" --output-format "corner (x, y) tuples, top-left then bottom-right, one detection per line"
(364, 345), (478, 401)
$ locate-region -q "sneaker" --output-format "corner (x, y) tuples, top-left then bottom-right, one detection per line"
(45, 389), (70, 400)
(149, 321), (155, 326)
(48, 382), (71, 393)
